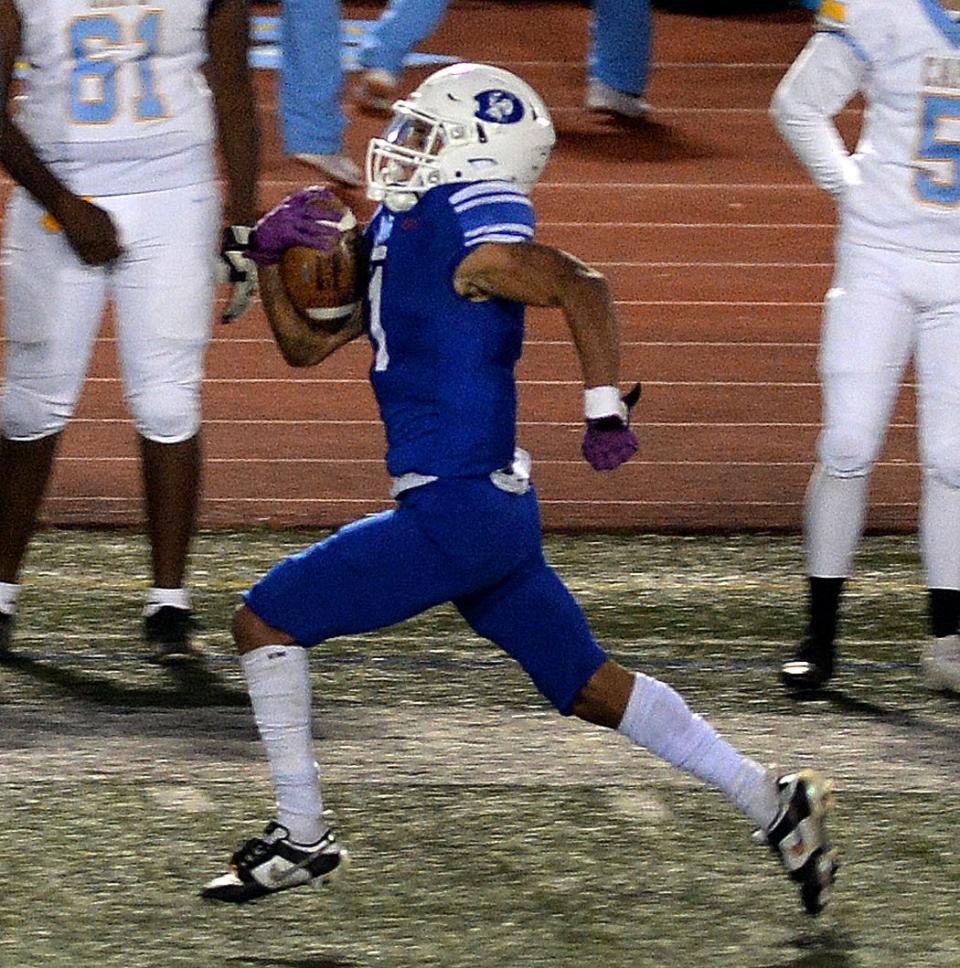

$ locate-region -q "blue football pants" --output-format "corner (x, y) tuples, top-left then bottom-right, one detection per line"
(280, 0), (346, 154)
(244, 479), (609, 714)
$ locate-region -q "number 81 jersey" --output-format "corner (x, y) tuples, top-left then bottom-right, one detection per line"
(13, 0), (216, 195)
(822, 0), (960, 255)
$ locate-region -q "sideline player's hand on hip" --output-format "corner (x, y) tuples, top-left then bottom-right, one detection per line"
(58, 195), (123, 266)
(582, 383), (641, 471)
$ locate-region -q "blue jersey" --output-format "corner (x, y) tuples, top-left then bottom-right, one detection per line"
(363, 180), (536, 479)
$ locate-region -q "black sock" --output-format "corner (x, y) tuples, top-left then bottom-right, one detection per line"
(928, 588), (960, 638)
(806, 576), (844, 644)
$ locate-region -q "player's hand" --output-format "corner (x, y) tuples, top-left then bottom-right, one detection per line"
(581, 383), (641, 471)
(219, 224), (258, 323)
(57, 195), (123, 266)
(247, 186), (356, 266)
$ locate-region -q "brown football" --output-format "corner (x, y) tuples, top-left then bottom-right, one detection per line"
(279, 196), (363, 333)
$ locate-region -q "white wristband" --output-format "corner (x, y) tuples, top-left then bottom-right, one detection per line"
(584, 385), (626, 421)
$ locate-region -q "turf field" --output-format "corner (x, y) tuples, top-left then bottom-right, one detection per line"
(1, 530), (958, 968)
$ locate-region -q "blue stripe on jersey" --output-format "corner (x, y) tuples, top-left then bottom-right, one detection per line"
(818, 27), (870, 64)
(919, 0), (960, 47)
(449, 180), (535, 248)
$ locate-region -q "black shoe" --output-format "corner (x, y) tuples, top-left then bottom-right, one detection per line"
(780, 636), (834, 691)
(201, 821), (347, 903)
(760, 769), (840, 916)
(0, 611), (12, 656)
(143, 605), (200, 664)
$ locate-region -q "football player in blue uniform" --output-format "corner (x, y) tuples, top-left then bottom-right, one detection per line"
(201, 64), (839, 915)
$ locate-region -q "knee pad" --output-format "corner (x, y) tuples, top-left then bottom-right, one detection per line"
(817, 425), (877, 478)
(1, 384), (71, 441)
(127, 383), (201, 444)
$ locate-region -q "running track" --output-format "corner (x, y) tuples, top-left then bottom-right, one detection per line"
(0, 2), (919, 532)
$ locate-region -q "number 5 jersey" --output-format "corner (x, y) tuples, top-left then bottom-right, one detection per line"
(773, 0), (960, 257)
(13, 0), (216, 195)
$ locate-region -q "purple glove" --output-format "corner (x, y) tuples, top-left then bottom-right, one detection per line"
(581, 383), (641, 471)
(246, 186), (354, 266)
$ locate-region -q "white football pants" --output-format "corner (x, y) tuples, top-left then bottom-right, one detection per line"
(806, 239), (960, 590)
(1, 181), (221, 444)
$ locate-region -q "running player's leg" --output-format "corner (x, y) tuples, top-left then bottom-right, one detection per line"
(455, 557), (839, 914)
(224, 480), (541, 860)
(455, 559), (780, 829)
(915, 260), (960, 689)
(113, 184), (220, 658)
(0, 189), (108, 636)
(784, 240), (914, 689)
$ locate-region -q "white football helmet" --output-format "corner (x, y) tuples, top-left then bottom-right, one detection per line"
(366, 63), (556, 212)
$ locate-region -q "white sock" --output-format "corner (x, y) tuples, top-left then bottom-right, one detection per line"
(0, 582), (20, 616)
(920, 471), (960, 589)
(804, 466), (870, 577)
(143, 586), (190, 617)
(241, 644), (326, 845)
(617, 673), (780, 831)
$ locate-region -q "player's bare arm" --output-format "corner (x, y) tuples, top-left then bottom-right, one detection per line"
(259, 264), (364, 368)
(0, 0), (121, 266)
(206, 0), (259, 227)
(454, 241), (622, 389)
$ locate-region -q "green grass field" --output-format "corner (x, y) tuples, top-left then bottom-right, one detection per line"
(1, 530), (958, 968)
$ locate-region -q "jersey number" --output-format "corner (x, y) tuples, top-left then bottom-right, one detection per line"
(915, 94), (960, 207)
(368, 245), (390, 372)
(70, 11), (166, 124)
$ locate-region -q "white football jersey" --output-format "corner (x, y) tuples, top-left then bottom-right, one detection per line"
(13, 0), (216, 195)
(818, 0), (960, 254)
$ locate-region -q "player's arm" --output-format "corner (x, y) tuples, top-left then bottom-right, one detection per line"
(0, 0), (121, 265)
(769, 30), (866, 197)
(206, 0), (259, 227)
(455, 240), (622, 388)
(258, 264), (364, 368)
(454, 240), (639, 471)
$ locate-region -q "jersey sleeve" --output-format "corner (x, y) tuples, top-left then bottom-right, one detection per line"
(447, 180), (536, 248)
(815, 0), (881, 65)
(770, 31), (865, 196)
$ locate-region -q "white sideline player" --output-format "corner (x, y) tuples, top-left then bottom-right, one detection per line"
(0, 0), (259, 661)
(770, 0), (960, 692)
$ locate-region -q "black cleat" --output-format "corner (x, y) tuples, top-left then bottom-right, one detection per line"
(760, 769), (840, 916)
(0, 611), (12, 656)
(143, 605), (201, 664)
(780, 636), (834, 691)
(201, 821), (347, 903)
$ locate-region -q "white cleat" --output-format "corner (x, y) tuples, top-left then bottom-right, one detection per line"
(759, 769), (840, 916)
(921, 634), (960, 693)
(585, 78), (649, 119)
(292, 153), (364, 188)
(201, 821), (347, 904)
